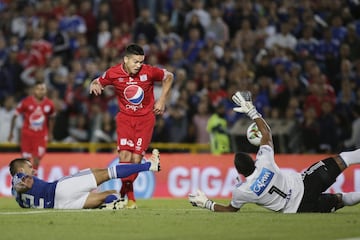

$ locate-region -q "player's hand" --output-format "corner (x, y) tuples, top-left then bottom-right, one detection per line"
(153, 101), (165, 115)
(14, 175), (33, 193)
(89, 79), (104, 96)
(189, 190), (214, 211)
(231, 91), (261, 120)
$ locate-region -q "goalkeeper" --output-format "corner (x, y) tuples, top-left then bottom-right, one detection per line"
(189, 91), (360, 213)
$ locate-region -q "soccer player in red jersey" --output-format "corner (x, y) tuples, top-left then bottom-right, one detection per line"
(89, 44), (173, 208)
(8, 81), (56, 173)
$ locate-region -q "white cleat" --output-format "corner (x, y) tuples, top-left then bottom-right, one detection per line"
(149, 149), (161, 172)
(99, 198), (126, 210)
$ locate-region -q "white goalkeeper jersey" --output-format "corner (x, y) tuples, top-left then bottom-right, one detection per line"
(230, 145), (304, 213)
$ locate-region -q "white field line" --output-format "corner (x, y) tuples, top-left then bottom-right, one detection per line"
(0, 208), (201, 215)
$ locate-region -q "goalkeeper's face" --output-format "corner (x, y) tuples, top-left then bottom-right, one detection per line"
(124, 54), (145, 76)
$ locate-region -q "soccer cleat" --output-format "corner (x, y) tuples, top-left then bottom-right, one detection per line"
(148, 149), (161, 172)
(99, 198), (126, 210)
(126, 200), (137, 209)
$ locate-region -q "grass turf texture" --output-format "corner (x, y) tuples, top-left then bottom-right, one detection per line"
(0, 197), (359, 240)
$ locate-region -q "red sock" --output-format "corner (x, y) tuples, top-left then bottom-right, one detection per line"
(120, 177), (131, 198)
(126, 173), (139, 201)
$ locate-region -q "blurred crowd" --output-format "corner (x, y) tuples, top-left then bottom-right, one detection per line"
(1, 0), (360, 154)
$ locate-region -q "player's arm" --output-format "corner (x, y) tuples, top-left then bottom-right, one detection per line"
(189, 190), (239, 212)
(7, 114), (18, 142)
(232, 91), (273, 148)
(254, 117), (273, 148)
(89, 78), (104, 96)
(154, 70), (174, 115)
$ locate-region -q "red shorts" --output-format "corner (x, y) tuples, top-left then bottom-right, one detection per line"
(116, 112), (155, 155)
(21, 131), (47, 159)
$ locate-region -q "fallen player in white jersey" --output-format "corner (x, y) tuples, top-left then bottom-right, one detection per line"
(189, 91), (360, 213)
(10, 149), (160, 209)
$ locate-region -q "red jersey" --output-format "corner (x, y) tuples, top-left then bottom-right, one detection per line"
(98, 63), (165, 116)
(15, 96), (55, 135)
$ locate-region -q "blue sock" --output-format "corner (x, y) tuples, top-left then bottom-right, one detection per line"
(107, 162), (151, 179)
(104, 193), (120, 203)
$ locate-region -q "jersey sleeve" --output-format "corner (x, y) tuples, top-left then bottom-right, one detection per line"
(149, 66), (166, 82)
(97, 70), (113, 86)
(256, 145), (275, 164)
(15, 100), (25, 115)
(230, 187), (246, 209)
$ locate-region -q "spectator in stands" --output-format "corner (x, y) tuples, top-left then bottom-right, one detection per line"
(44, 18), (71, 63)
(192, 99), (211, 144)
(44, 56), (69, 98)
(300, 107), (320, 153)
(168, 0), (186, 36)
(207, 101), (231, 155)
(0, 95), (20, 143)
(344, 105), (360, 150)
(64, 113), (89, 144)
(77, 0), (97, 44)
(295, 25), (319, 64)
(96, 1), (114, 31)
(266, 22), (297, 51)
(184, 13), (206, 40)
(185, 0), (210, 29)
(234, 19), (256, 53)
(133, 8), (158, 44)
(96, 20), (111, 51)
(59, 3), (87, 49)
(342, 23), (360, 61)
(318, 99), (339, 153)
(166, 102), (189, 143)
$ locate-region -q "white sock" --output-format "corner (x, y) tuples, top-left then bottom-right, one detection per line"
(339, 149), (360, 167)
(342, 192), (360, 206)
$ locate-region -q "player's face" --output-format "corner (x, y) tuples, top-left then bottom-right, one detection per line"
(21, 161), (35, 176)
(124, 54), (145, 75)
(33, 83), (47, 100)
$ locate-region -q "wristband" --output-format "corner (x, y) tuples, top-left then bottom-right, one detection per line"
(248, 108), (262, 120)
(205, 200), (216, 211)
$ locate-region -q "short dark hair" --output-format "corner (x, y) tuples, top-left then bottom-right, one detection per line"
(9, 158), (30, 176)
(34, 80), (45, 86)
(234, 152), (255, 177)
(125, 44), (144, 56)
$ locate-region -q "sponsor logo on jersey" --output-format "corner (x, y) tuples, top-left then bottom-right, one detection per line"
(124, 85), (144, 105)
(119, 138), (134, 147)
(140, 74), (147, 81)
(120, 138), (127, 145)
(44, 105), (51, 113)
(29, 107), (45, 130)
(250, 168), (274, 196)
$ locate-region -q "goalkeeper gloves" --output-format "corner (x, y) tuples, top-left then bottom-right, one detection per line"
(231, 91), (262, 120)
(188, 190), (215, 211)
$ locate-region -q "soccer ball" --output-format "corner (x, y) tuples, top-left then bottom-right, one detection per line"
(246, 122), (262, 146)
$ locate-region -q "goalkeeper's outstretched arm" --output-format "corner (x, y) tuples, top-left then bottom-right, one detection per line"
(189, 190), (240, 212)
(254, 117), (273, 149)
(231, 90), (273, 148)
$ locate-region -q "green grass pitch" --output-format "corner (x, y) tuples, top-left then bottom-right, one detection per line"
(0, 197), (359, 240)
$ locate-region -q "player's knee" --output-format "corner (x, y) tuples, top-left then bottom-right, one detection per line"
(119, 151), (132, 162)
